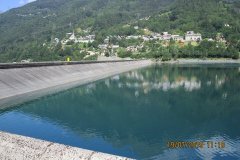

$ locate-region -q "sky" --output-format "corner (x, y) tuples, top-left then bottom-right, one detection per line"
(0, 0), (36, 12)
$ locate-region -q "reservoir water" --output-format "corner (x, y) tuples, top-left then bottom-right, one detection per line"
(0, 64), (240, 159)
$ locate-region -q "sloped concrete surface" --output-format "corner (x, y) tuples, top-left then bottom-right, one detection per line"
(0, 131), (131, 160)
(0, 61), (149, 159)
(0, 60), (152, 109)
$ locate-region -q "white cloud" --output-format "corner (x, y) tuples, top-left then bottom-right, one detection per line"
(27, 0), (36, 3)
(19, 0), (36, 5)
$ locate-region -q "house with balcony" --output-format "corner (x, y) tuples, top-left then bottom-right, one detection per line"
(185, 31), (202, 42)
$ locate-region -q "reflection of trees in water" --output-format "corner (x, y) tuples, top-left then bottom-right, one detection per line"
(115, 65), (237, 93)
(18, 64), (240, 159)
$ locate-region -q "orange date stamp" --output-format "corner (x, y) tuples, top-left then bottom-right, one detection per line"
(167, 141), (225, 149)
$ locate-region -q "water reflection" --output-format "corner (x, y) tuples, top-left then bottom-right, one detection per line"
(0, 64), (239, 159)
(132, 67), (228, 93)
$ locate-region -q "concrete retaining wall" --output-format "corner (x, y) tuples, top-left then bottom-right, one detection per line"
(0, 60), (135, 69)
(0, 60), (152, 109)
(0, 131), (131, 160)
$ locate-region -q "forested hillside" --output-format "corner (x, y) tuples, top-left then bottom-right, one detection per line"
(0, 0), (173, 45)
(138, 0), (240, 42)
(0, 0), (175, 62)
(0, 0), (239, 62)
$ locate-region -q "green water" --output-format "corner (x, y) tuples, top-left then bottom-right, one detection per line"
(0, 64), (240, 159)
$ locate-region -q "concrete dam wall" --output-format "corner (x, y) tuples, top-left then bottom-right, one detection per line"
(0, 131), (132, 160)
(0, 60), (152, 109)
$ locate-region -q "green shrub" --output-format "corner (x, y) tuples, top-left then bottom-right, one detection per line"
(162, 54), (172, 61)
(232, 52), (240, 59)
(84, 55), (98, 60)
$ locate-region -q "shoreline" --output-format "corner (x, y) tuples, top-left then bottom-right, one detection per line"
(0, 60), (135, 69)
(0, 59), (239, 160)
(0, 60), (152, 109)
(159, 58), (240, 64)
(0, 58), (239, 109)
(0, 61), (145, 159)
(1, 59), (239, 106)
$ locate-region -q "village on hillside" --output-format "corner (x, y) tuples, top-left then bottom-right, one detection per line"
(47, 26), (227, 60)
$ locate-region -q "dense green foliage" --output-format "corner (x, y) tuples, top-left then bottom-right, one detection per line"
(117, 0), (240, 60)
(0, 0), (239, 62)
(138, 0), (240, 40)
(149, 41), (238, 60)
(0, 0), (173, 62)
(117, 40), (239, 60)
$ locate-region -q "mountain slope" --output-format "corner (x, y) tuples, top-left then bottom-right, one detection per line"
(0, 0), (173, 46)
(138, 0), (240, 41)
(0, 0), (239, 62)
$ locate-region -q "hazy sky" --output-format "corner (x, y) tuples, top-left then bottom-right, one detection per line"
(0, 0), (36, 12)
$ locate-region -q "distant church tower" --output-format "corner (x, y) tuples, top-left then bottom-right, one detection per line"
(69, 30), (76, 40)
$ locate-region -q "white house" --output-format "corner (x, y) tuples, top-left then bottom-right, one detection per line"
(54, 38), (60, 44)
(111, 45), (119, 49)
(127, 46), (138, 52)
(185, 31), (202, 42)
(104, 37), (110, 44)
(98, 44), (108, 49)
(77, 34), (95, 43)
(134, 26), (139, 30)
(171, 35), (184, 41)
(126, 35), (140, 40)
(161, 32), (172, 40)
(142, 35), (150, 41)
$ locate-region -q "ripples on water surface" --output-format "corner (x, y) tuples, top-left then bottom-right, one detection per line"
(0, 64), (240, 159)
